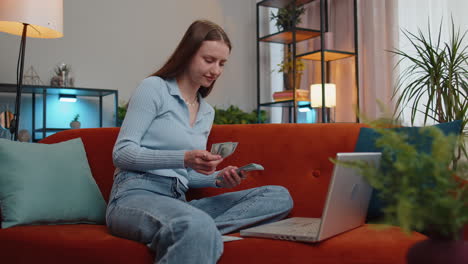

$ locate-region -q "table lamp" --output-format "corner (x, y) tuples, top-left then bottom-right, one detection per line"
(310, 83), (336, 122)
(0, 0), (63, 140)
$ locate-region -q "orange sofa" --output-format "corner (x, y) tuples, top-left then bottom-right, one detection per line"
(1, 123), (447, 263)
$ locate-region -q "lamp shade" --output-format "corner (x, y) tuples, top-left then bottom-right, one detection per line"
(310, 83), (336, 107)
(0, 0), (63, 38)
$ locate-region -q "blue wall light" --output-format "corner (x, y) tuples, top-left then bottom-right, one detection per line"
(59, 94), (77, 103)
(297, 101), (316, 123)
(298, 101), (311, 112)
(298, 106), (311, 113)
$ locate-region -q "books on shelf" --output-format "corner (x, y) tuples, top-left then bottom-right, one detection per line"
(273, 89), (310, 102)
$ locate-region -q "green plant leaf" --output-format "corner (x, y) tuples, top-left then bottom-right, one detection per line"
(214, 105), (267, 124)
(391, 17), (468, 164)
(334, 117), (467, 239)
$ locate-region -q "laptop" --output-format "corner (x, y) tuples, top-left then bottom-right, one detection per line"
(240, 152), (381, 243)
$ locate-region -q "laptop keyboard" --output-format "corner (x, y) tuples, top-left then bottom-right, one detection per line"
(241, 217), (321, 242)
(273, 218), (320, 241)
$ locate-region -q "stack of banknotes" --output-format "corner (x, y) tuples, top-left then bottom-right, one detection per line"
(210, 142), (238, 158)
(210, 142), (264, 176)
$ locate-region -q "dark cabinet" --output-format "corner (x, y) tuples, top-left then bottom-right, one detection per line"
(0, 83), (118, 141)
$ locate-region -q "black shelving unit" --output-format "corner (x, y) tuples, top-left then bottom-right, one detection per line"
(0, 83), (118, 141)
(256, 0), (359, 123)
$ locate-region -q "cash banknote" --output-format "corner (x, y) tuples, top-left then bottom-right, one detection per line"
(215, 163), (265, 185)
(236, 163), (264, 174)
(210, 142), (238, 158)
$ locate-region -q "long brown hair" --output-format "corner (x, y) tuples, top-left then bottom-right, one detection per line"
(151, 20), (232, 98)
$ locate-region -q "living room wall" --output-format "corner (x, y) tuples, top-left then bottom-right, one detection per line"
(0, 0), (257, 115)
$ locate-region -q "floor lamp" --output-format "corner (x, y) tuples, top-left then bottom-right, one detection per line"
(0, 0), (63, 141)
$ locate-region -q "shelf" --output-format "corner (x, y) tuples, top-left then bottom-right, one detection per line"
(297, 50), (355, 61)
(0, 83), (118, 141)
(34, 128), (69, 133)
(258, 0), (316, 8)
(33, 128), (69, 142)
(259, 100), (310, 107)
(259, 28), (321, 44)
(256, 0), (359, 123)
(0, 83), (117, 97)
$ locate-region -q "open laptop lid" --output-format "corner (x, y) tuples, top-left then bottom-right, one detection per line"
(317, 152), (381, 241)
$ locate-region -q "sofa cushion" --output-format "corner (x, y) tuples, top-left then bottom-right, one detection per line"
(0, 224), (154, 264)
(38, 127), (120, 203)
(220, 225), (426, 264)
(354, 120), (463, 220)
(0, 224), (425, 264)
(0, 138), (106, 228)
(188, 123), (368, 218)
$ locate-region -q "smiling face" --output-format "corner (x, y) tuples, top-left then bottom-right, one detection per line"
(185, 40), (230, 88)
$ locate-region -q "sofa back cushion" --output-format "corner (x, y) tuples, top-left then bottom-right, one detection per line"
(37, 124), (366, 218)
(187, 123), (367, 217)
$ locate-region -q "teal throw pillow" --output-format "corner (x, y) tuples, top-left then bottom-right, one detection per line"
(0, 138), (107, 228)
(354, 120), (462, 220)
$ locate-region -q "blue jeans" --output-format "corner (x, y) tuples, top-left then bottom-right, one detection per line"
(106, 171), (293, 264)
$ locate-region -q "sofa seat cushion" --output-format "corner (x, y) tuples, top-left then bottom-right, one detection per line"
(0, 224), (426, 264)
(220, 225), (427, 264)
(0, 224), (154, 264)
(0, 223), (427, 264)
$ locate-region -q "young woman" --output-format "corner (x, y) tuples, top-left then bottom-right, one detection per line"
(106, 20), (293, 264)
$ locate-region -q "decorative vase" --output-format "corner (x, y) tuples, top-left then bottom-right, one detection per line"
(284, 72), (302, 91)
(50, 74), (74, 87)
(18, 129), (31, 142)
(70, 121), (81, 129)
(50, 75), (62, 87)
(406, 232), (468, 264)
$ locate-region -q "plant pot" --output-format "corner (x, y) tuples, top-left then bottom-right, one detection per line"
(284, 73), (302, 91)
(70, 121), (81, 129)
(407, 237), (468, 264)
(50, 74), (74, 87)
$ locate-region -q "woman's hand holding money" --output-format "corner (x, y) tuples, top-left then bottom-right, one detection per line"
(215, 166), (246, 188)
(184, 150), (223, 175)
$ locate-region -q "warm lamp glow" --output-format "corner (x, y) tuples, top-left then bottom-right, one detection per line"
(310, 83), (336, 107)
(0, 0), (63, 140)
(0, 0), (63, 39)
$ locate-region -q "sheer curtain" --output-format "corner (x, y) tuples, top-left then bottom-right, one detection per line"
(357, 0), (399, 121)
(352, 0), (468, 124)
(302, 0), (400, 122)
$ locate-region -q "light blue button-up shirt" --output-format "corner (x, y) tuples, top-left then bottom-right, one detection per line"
(113, 76), (219, 188)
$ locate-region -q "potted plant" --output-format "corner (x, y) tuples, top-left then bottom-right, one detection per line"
(270, 4), (306, 91)
(391, 19), (468, 164)
(335, 121), (468, 264)
(117, 101), (129, 127)
(70, 114), (81, 129)
(277, 52), (305, 90)
(270, 3), (306, 31)
(214, 105), (267, 124)
(51, 63), (74, 87)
